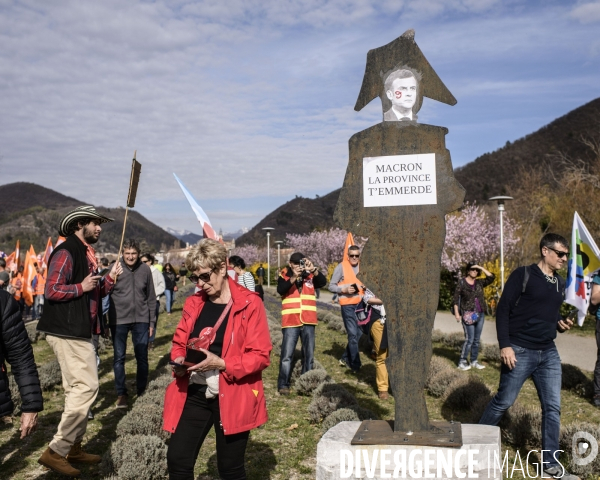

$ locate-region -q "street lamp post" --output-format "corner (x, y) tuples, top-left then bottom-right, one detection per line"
(489, 196), (514, 289)
(262, 227), (275, 288)
(275, 241), (283, 272)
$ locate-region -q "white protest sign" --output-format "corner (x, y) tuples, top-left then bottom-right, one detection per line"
(363, 153), (437, 207)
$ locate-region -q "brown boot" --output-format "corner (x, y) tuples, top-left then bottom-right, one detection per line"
(116, 395), (128, 409)
(66, 442), (101, 464)
(38, 447), (81, 477)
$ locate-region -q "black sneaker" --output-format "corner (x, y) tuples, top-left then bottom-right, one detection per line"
(543, 466), (580, 480)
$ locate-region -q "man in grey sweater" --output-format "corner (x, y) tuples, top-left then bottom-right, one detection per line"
(328, 245), (364, 372)
(109, 239), (156, 408)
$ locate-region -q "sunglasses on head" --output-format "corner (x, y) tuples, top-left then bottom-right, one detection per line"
(349, 254), (360, 258)
(547, 247), (569, 259)
(189, 269), (216, 283)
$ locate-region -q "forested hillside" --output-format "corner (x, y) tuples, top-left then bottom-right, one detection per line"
(0, 183), (178, 253)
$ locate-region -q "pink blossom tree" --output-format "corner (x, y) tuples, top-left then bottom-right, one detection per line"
(442, 203), (519, 274)
(285, 228), (366, 269)
(230, 244), (273, 265)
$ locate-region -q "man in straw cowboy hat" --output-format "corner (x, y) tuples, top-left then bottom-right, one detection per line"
(37, 206), (122, 477)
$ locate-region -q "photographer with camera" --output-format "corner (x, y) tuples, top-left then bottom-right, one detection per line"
(276, 252), (326, 395)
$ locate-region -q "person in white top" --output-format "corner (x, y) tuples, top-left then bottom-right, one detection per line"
(228, 256), (255, 292)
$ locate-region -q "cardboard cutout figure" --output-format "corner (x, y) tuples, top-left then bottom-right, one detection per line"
(335, 29), (465, 433)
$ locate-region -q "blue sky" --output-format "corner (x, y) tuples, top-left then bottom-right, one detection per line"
(1, 0), (599, 235)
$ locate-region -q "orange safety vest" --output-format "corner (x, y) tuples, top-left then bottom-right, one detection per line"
(11, 273), (23, 301)
(280, 270), (318, 328)
(34, 273), (46, 296)
(338, 261), (363, 306)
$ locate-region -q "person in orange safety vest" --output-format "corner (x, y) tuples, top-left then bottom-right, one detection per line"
(328, 245), (364, 372)
(32, 265), (46, 320)
(276, 252), (326, 395)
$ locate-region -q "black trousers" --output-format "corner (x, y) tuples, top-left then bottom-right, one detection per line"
(167, 385), (249, 480)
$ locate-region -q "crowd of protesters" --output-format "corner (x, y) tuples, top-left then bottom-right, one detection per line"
(0, 204), (589, 480)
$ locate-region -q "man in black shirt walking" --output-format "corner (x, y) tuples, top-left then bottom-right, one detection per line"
(479, 233), (578, 480)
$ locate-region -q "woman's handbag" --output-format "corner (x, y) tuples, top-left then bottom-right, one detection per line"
(184, 298), (233, 366)
(462, 311), (480, 325)
(354, 302), (372, 329)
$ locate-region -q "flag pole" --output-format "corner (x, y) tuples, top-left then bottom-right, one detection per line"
(116, 151), (142, 264)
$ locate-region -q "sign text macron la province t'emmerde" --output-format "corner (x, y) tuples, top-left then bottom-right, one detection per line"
(363, 153), (437, 207)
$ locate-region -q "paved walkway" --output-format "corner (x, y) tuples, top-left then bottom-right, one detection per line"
(434, 311), (597, 372)
(314, 289), (597, 372)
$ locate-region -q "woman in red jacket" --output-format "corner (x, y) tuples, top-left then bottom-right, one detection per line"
(163, 239), (272, 480)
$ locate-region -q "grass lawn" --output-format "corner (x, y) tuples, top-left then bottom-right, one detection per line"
(1, 287), (599, 479)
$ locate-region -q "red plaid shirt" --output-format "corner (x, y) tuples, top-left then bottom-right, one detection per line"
(45, 250), (114, 334)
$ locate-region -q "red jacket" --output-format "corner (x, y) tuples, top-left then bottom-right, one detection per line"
(163, 278), (272, 435)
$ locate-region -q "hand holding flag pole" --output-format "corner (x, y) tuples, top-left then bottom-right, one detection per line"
(116, 152), (142, 278)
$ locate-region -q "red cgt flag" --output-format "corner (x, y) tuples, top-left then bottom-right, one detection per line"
(22, 245), (37, 307)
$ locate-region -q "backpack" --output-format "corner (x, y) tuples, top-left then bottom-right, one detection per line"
(514, 266), (565, 308)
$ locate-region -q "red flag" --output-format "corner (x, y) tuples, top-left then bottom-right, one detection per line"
(5, 240), (19, 273)
(55, 236), (66, 247)
(15, 240), (20, 269)
(42, 237), (53, 271)
(5, 252), (16, 273)
(22, 245), (37, 307)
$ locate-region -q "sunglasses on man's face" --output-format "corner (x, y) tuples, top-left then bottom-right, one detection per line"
(189, 269), (216, 283)
(547, 247), (569, 259)
(349, 254), (360, 259)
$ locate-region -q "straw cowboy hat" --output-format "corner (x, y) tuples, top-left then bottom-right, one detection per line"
(58, 206), (114, 237)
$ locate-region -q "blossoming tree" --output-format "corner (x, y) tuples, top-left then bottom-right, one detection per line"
(442, 203), (519, 274)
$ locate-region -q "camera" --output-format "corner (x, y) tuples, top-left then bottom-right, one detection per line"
(298, 258), (311, 279)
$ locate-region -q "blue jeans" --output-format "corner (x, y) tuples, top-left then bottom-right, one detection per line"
(33, 295), (44, 320)
(110, 323), (150, 396)
(277, 325), (315, 390)
(460, 313), (485, 363)
(165, 289), (175, 313)
(341, 304), (362, 371)
(479, 344), (562, 467)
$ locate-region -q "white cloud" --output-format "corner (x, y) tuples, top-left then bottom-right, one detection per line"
(570, 1), (600, 23)
(0, 0), (598, 234)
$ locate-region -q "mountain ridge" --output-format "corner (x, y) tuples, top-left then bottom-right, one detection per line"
(0, 182), (179, 254)
(454, 97), (600, 202)
(235, 189), (341, 246)
(237, 96), (600, 245)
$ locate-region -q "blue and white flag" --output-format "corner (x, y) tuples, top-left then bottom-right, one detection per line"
(565, 212), (600, 326)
